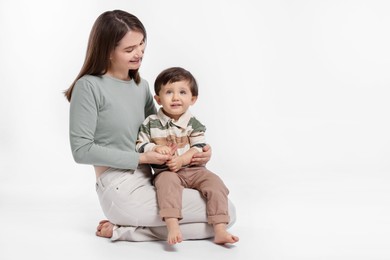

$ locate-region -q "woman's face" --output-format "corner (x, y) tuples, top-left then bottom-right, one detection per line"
(109, 30), (146, 78)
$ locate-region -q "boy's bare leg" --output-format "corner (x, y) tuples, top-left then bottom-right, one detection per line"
(213, 223), (239, 244)
(96, 220), (114, 238)
(165, 217), (183, 245)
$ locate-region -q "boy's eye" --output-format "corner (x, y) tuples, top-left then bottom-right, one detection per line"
(180, 91), (187, 95)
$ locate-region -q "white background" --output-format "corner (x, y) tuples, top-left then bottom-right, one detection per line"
(0, 0), (389, 259)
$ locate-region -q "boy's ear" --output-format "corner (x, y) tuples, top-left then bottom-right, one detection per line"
(154, 95), (161, 105)
(191, 96), (198, 105)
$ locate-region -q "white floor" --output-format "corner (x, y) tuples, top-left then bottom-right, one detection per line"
(1, 170), (389, 260)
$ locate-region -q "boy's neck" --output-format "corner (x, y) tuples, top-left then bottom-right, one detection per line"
(161, 108), (185, 121)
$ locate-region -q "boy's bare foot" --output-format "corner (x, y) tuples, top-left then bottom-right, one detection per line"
(213, 223), (239, 244)
(165, 218), (183, 245)
(96, 220), (114, 238)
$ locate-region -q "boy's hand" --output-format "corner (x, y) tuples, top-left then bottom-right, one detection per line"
(154, 144), (177, 156)
(154, 145), (172, 155)
(168, 143), (178, 156)
(166, 156), (183, 172)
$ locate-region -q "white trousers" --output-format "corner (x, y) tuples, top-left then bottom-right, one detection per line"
(96, 165), (236, 241)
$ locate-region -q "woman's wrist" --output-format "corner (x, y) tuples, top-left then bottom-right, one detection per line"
(138, 153), (146, 164)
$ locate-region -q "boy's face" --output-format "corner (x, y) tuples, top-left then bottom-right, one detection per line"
(154, 80), (197, 121)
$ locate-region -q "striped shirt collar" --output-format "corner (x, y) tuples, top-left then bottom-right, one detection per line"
(157, 108), (193, 129)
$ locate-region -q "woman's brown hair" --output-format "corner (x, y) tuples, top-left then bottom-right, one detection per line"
(64, 10), (147, 102)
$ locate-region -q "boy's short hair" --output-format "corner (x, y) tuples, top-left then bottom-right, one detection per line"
(154, 67), (198, 96)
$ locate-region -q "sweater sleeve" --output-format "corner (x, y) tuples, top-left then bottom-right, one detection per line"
(69, 79), (140, 170)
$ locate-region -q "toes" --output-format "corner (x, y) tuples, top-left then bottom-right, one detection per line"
(97, 220), (110, 231)
(96, 223), (104, 231)
(96, 220), (113, 238)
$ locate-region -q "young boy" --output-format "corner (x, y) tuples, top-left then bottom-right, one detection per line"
(136, 67), (239, 245)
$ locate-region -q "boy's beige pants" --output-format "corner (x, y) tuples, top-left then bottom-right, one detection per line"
(154, 166), (230, 225)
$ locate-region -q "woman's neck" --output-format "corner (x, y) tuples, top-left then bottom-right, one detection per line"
(105, 70), (131, 81)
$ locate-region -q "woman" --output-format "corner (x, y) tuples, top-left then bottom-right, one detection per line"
(64, 10), (236, 242)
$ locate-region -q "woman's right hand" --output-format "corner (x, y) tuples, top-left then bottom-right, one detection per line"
(139, 151), (171, 165)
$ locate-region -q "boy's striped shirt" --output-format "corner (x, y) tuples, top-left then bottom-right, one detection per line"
(136, 109), (206, 159)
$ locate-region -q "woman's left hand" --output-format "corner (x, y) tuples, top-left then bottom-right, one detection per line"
(190, 144), (211, 166)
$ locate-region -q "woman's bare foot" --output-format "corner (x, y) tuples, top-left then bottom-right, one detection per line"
(213, 223), (239, 244)
(165, 218), (183, 245)
(96, 220), (114, 238)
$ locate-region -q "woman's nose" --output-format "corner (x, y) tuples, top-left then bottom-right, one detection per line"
(135, 46), (144, 58)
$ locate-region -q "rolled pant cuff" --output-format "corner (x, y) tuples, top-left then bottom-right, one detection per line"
(208, 215), (230, 225)
(159, 208), (182, 220)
